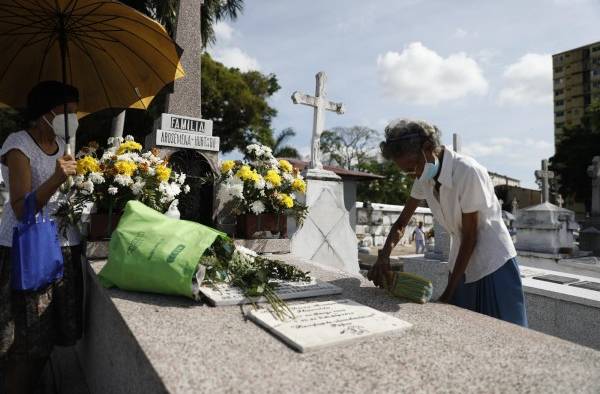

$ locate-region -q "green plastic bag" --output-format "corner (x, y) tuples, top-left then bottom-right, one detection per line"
(98, 200), (226, 299)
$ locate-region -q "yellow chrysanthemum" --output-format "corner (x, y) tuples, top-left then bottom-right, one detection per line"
(236, 165), (260, 183)
(116, 140), (143, 155)
(76, 156), (100, 175)
(264, 169), (282, 187)
(278, 193), (294, 209)
(292, 178), (306, 193)
(155, 164), (172, 182)
(114, 160), (137, 177)
(278, 159), (293, 173)
(221, 160), (235, 173)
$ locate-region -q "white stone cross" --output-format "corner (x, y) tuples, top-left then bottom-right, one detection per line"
(452, 133), (461, 153)
(535, 159), (554, 204)
(291, 72), (345, 169)
(511, 197), (519, 216)
(556, 194), (564, 208)
(588, 156), (600, 216)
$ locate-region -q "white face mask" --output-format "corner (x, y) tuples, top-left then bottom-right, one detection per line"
(43, 111), (79, 141)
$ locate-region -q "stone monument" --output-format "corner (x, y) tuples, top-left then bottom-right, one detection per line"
(289, 72), (359, 274)
(144, 0), (220, 225)
(580, 156), (600, 255)
(515, 160), (579, 255)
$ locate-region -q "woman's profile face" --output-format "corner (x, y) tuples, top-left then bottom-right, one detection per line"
(393, 153), (422, 178)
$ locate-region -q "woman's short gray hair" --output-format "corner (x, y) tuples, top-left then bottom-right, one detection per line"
(379, 118), (442, 160)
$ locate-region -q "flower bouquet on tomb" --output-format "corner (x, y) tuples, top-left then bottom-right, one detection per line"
(216, 143), (308, 239)
(57, 135), (190, 240)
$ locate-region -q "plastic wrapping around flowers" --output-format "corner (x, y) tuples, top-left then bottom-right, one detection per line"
(217, 143), (308, 223)
(56, 135), (190, 232)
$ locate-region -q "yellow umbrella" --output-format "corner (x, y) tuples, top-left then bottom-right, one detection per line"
(0, 0), (185, 144)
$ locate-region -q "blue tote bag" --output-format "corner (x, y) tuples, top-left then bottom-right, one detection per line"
(11, 192), (64, 291)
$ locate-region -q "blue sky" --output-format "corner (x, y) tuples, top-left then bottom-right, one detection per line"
(208, 0), (599, 188)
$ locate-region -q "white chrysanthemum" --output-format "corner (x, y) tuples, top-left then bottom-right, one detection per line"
(265, 181), (275, 190)
(183, 184), (190, 193)
(131, 180), (146, 196)
(107, 137), (114, 146)
(158, 182), (182, 203)
(81, 180), (94, 195)
(217, 176), (244, 204)
(114, 174), (133, 186)
(125, 135), (135, 141)
(254, 177), (265, 190)
(73, 175), (85, 184)
(282, 172), (293, 182)
(177, 173), (186, 185)
(146, 167), (156, 176)
(250, 201), (265, 215)
(108, 186), (118, 195)
(89, 172), (105, 184)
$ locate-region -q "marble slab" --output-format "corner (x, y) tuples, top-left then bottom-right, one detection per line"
(199, 278), (342, 306)
(233, 238), (290, 254)
(248, 298), (412, 352)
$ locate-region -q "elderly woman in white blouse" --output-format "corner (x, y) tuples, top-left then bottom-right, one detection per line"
(368, 119), (527, 327)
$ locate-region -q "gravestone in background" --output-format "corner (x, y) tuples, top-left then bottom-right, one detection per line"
(289, 72), (359, 274)
(580, 156), (600, 255)
(145, 0), (220, 225)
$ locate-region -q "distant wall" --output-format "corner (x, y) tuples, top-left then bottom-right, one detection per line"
(355, 202), (433, 247)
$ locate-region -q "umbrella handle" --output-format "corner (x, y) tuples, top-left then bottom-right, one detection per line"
(62, 144), (74, 190)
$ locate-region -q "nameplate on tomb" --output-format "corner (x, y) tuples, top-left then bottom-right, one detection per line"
(153, 129), (220, 151)
(248, 299), (412, 352)
(157, 113), (213, 135)
(199, 278), (342, 306)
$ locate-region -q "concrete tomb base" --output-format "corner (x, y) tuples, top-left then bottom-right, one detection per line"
(64, 255), (600, 393)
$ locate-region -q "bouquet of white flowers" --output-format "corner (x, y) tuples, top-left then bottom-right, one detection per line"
(57, 136), (190, 231)
(217, 143), (308, 222)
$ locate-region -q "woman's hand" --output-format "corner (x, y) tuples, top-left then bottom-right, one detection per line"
(54, 154), (77, 183)
(367, 251), (391, 288)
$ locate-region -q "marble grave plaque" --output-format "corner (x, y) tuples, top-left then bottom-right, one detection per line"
(199, 278), (342, 306)
(570, 281), (600, 292)
(532, 274), (579, 285)
(248, 299), (412, 352)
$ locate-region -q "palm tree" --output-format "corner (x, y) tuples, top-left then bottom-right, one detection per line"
(122, 0), (243, 47)
(272, 128), (300, 159)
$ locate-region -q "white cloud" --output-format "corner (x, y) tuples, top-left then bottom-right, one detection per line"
(211, 47), (261, 72)
(463, 137), (554, 170)
(453, 28), (468, 39)
(498, 53), (552, 105)
(213, 22), (234, 43)
(376, 42), (489, 105)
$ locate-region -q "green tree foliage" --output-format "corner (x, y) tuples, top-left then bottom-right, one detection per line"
(357, 158), (414, 205)
(0, 108), (25, 146)
(121, 0), (243, 47)
(269, 128), (300, 158)
(320, 126), (379, 170)
(202, 53), (280, 153)
(550, 100), (600, 205)
(319, 125), (413, 205)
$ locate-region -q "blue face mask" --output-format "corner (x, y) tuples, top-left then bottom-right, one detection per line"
(419, 151), (439, 182)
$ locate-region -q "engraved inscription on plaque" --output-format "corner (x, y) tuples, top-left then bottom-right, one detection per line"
(248, 299), (412, 352)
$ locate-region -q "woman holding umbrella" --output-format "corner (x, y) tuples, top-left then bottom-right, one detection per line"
(0, 81), (83, 394)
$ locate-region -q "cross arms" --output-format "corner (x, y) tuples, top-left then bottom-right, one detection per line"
(291, 91), (345, 114)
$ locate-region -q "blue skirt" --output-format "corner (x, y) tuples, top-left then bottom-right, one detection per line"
(450, 258), (528, 327)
